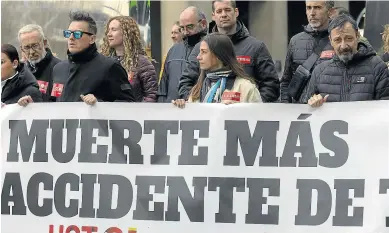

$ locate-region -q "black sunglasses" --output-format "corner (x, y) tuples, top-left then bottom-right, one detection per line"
(63, 30), (94, 39)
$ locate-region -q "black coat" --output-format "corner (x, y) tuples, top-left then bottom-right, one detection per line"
(1, 64), (43, 104)
(303, 42), (389, 103)
(280, 25), (334, 103)
(26, 48), (61, 102)
(52, 43), (135, 102)
(178, 20), (280, 102)
(381, 52), (389, 63)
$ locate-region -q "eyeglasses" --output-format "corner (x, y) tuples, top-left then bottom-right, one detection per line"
(179, 20), (202, 32)
(63, 30), (94, 39)
(21, 42), (42, 53)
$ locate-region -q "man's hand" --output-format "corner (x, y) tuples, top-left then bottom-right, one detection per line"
(308, 94), (329, 107)
(18, 95), (34, 107)
(80, 94), (97, 105)
(172, 99), (186, 109)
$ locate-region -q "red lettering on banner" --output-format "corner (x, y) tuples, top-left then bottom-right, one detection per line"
(66, 225), (80, 233)
(320, 50), (335, 59)
(222, 91), (241, 102)
(81, 226), (98, 233)
(105, 227), (123, 233)
(37, 80), (49, 94)
(236, 56), (251, 64)
(51, 83), (64, 97)
(49, 225), (98, 233)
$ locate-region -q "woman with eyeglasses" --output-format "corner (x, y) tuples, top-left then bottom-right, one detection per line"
(18, 11), (135, 106)
(172, 33), (262, 108)
(101, 16), (158, 102)
(1, 44), (42, 106)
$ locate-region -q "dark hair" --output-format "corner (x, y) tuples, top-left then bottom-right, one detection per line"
(324, 1), (335, 9)
(69, 11), (97, 35)
(212, 0), (236, 12)
(328, 13), (358, 34)
(174, 21), (180, 26)
(190, 32), (251, 101)
(333, 6), (350, 16)
(1, 44), (19, 70)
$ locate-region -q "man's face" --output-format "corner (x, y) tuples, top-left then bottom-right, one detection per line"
(19, 30), (46, 64)
(212, 1), (238, 31)
(306, 1), (330, 30)
(179, 12), (204, 37)
(330, 22), (359, 63)
(67, 21), (95, 54)
(171, 24), (183, 43)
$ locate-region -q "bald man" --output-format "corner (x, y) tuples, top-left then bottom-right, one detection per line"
(157, 6), (208, 102)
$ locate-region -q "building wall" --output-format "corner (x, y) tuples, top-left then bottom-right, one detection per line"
(160, 1), (189, 57)
(248, 1), (288, 67)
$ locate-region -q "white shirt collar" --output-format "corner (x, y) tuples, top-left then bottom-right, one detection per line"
(1, 71), (18, 88)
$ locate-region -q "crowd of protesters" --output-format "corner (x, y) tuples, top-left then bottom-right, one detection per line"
(2, 0), (389, 109)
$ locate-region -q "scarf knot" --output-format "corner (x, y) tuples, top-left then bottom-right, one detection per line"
(201, 69), (232, 103)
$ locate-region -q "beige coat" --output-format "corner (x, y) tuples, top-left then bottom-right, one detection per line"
(188, 76), (262, 103)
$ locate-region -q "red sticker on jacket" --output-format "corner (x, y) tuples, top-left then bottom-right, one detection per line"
(222, 91), (241, 102)
(236, 56), (251, 64)
(128, 71), (135, 84)
(51, 83), (64, 97)
(37, 80), (48, 94)
(320, 50), (335, 59)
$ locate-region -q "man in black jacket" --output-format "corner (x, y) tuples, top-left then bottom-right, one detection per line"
(305, 14), (389, 107)
(157, 6), (207, 102)
(178, 0), (280, 102)
(280, 1), (335, 103)
(18, 24), (61, 102)
(20, 11), (135, 106)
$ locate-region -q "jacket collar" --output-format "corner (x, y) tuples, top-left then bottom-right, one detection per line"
(183, 30), (207, 47)
(209, 20), (250, 43)
(67, 43), (98, 63)
(27, 48), (55, 74)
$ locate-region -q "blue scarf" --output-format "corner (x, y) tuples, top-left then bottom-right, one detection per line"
(201, 70), (232, 103)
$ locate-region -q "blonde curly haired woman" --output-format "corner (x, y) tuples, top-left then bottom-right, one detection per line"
(101, 16), (158, 102)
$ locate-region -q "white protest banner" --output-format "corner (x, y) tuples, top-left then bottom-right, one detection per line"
(1, 102), (389, 233)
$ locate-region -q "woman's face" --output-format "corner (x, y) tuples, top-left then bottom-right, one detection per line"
(106, 20), (124, 48)
(197, 41), (221, 71)
(1, 53), (17, 81)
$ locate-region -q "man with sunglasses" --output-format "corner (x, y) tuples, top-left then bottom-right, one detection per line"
(18, 24), (61, 102)
(19, 11), (135, 106)
(157, 6), (208, 102)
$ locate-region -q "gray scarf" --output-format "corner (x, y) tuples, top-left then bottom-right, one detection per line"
(200, 69), (232, 102)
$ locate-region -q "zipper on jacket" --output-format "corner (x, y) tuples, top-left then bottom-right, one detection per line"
(345, 68), (350, 101)
(340, 65), (346, 102)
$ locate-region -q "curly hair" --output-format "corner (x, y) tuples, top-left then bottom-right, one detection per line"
(383, 24), (389, 53)
(101, 16), (146, 72)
